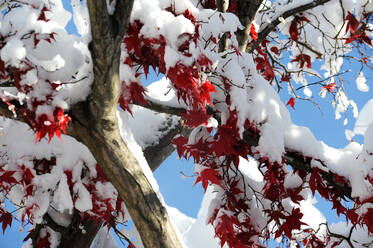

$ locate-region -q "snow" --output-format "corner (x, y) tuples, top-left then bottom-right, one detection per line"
(0, 39), (26, 67)
(0, 0), (372, 247)
(356, 72), (369, 92)
(73, 181), (93, 212)
(53, 174), (74, 214)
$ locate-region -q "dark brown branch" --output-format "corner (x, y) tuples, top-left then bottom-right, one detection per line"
(144, 120), (191, 171)
(135, 99), (353, 200)
(112, 0), (135, 42)
(236, 0), (263, 51)
(0, 100), (23, 122)
(246, 0), (332, 53)
(140, 97), (187, 115)
(217, 0), (229, 52)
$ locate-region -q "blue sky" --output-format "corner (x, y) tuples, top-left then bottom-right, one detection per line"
(0, 1), (372, 247)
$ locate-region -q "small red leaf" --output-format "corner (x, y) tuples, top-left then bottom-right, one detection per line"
(250, 23), (257, 42)
(0, 212), (12, 233)
(286, 97), (295, 109)
(194, 168), (223, 192)
(322, 83), (337, 93)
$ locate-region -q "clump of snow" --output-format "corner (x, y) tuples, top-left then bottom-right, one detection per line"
(1, 39), (26, 67)
(356, 72), (369, 92)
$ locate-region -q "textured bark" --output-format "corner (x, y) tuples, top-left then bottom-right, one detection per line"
(236, 0), (263, 51)
(144, 120), (191, 171)
(64, 1), (183, 247)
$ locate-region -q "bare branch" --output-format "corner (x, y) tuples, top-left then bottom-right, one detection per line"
(144, 120), (191, 171)
(236, 0), (263, 51)
(246, 0), (332, 53)
(0, 100), (23, 122)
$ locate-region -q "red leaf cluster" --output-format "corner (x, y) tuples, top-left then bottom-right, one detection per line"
(121, 15), (215, 114)
(289, 14), (310, 42)
(0, 211), (12, 234)
(291, 54), (312, 69)
(344, 12), (372, 46)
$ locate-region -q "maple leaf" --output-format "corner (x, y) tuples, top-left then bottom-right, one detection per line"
(286, 187), (304, 205)
(286, 97), (295, 109)
(181, 110), (211, 127)
(322, 83), (337, 93)
(33, 33), (40, 47)
(250, 23), (258, 42)
(38, 7), (50, 22)
(0, 171), (18, 185)
(199, 81), (216, 105)
(183, 9), (196, 24)
(172, 135), (188, 158)
(289, 15), (310, 42)
(254, 56), (275, 81)
(291, 54), (312, 68)
(281, 73), (291, 82)
(194, 168), (223, 192)
(129, 82), (148, 106)
(363, 208), (373, 233)
(280, 208), (307, 238)
(37, 232), (51, 248)
(0, 212), (12, 233)
(345, 12), (359, 35)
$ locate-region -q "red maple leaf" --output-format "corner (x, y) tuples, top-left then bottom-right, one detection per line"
(270, 46), (279, 55)
(194, 168), (223, 192)
(181, 110), (211, 127)
(38, 7), (50, 22)
(0, 212), (12, 233)
(280, 208), (307, 238)
(0, 171), (18, 185)
(250, 23), (258, 42)
(254, 56), (275, 81)
(199, 81), (216, 105)
(363, 208), (373, 233)
(291, 54), (312, 68)
(289, 15), (310, 42)
(286, 97), (295, 109)
(172, 135), (189, 158)
(322, 83), (337, 93)
(345, 12), (359, 34)
(37, 232), (51, 248)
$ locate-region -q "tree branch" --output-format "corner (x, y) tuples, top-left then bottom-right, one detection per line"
(133, 99), (354, 200)
(69, 1), (183, 247)
(144, 119), (191, 171)
(236, 0), (263, 51)
(246, 0), (332, 53)
(112, 0), (135, 43)
(243, 128), (353, 200)
(0, 100), (24, 122)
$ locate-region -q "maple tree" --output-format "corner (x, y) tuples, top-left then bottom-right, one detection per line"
(0, 0), (372, 248)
